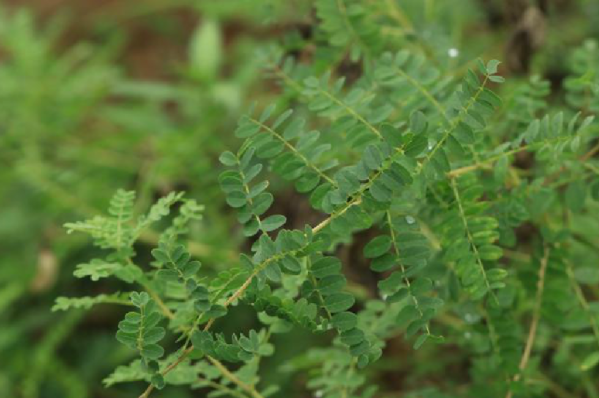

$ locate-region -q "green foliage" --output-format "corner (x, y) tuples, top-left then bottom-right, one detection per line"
(116, 292), (166, 361)
(52, 293), (131, 311)
(315, 0), (382, 61)
(443, 176), (505, 301)
(5, 1), (599, 398)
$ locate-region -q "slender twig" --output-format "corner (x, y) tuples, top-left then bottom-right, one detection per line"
(139, 345), (193, 398)
(448, 125), (599, 179)
(448, 145), (529, 178)
(505, 245), (550, 398)
(581, 141), (599, 161)
(142, 282), (175, 320)
(207, 356), (264, 398)
(196, 376), (249, 398)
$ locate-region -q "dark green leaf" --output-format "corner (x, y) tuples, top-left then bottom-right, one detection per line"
(324, 293), (355, 313)
(364, 235), (392, 258)
(261, 215), (286, 232)
(141, 344), (164, 360)
(311, 257), (342, 278)
(331, 312), (357, 332)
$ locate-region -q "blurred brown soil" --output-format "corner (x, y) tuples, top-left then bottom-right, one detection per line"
(5, 0), (196, 79)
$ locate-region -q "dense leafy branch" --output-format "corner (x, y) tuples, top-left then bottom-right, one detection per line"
(53, 3), (599, 398)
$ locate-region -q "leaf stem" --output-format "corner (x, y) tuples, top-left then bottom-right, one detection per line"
(421, 75), (489, 172)
(391, 65), (448, 124)
(248, 117), (337, 186)
(317, 87), (382, 138)
(581, 141), (599, 161)
(386, 211), (431, 335)
(208, 356), (265, 398)
(450, 178), (497, 304)
(505, 245), (550, 398)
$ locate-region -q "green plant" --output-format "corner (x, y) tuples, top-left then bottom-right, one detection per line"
(5, 1), (599, 398)
(59, 15), (599, 398)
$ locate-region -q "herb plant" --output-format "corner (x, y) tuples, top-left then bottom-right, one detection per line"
(4, 1), (599, 398)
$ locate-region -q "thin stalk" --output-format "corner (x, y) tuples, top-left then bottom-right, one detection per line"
(207, 356), (265, 398)
(248, 117), (337, 186)
(450, 178), (497, 304)
(505, 246), (550, 398)
(420, 75), (489, 171)
(386, 211), (431, 335)
(196, 376), (249, 398)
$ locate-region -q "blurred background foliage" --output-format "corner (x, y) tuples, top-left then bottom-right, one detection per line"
(0, 0), (598, 397)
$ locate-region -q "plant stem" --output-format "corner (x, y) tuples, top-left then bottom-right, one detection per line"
(196, 376), (249, 398)
(505, 245), (550, 398)
(207, 356), (265, 398)
(450, 178), (497, 304)
(581, 141), (599, 161)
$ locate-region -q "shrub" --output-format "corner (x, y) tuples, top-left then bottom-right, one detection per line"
(4, 1), (599, 398)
